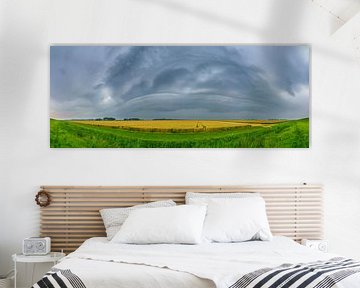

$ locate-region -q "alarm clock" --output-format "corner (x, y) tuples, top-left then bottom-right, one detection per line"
(23, 237), (51, 255)
(301, 239), (328, 252)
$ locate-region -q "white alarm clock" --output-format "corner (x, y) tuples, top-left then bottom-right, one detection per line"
(23, 237), (51, 255)
(301, 239), (328, 252)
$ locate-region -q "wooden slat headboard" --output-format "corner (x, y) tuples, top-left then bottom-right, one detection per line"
(39, 184), (323, 253)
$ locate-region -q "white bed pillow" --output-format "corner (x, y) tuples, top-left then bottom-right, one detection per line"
(111, 205), (207, 244)
(186, 192), (259, 205)
(100, 200), (176, 240)
(202, 197), (272, 243)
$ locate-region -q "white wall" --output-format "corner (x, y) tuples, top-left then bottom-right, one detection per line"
(1, 0), (360, 285)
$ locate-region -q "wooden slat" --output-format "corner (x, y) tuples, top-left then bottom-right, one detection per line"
(39, 184), (323, 253)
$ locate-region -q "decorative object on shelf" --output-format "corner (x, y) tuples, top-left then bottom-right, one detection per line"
(35, 190), (51, 207)
(12, 252), (65, 288)
(23, 237), (51, 255)
(301, 239), (328, 252)
(50, 45), (310, 148)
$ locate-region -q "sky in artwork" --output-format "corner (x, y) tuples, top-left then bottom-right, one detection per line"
(50, 45), (309, 120)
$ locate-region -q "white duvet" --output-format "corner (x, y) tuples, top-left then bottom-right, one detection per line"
(54, 237), (360, 288)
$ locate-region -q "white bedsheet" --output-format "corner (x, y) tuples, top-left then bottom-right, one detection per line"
(54, 237), (360, 288)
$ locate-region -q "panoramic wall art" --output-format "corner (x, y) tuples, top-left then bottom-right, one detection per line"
(50, 45), (310, 148)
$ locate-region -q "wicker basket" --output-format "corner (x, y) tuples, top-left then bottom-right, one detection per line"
(0, 270), (14, 288)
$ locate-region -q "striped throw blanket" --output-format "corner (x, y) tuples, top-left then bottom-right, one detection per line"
(32, 258), (360, 288)
(230, 258), (360, 288)
(32, 268), (86, 288)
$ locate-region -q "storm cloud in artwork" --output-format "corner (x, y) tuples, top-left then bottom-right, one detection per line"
(50, 45), (310, 120)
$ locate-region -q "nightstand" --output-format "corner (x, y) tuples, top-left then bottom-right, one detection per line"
(301, 239), (328, 252)
(12, 252), (65, 288)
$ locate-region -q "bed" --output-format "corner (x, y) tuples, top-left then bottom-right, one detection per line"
(34, 236), (360, 288)
(33, 185), (360, 288)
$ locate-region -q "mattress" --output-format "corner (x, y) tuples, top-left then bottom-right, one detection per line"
(36, 237), (360, 288)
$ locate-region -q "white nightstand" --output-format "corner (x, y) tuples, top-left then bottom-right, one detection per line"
(12, 252), (65, 288)
(301, 239), (328, 252)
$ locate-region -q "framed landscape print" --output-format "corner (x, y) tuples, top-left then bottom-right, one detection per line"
(50, 45), (310, 148)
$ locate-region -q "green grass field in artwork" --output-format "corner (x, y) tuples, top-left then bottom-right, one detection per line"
(50, 118), (309, 148)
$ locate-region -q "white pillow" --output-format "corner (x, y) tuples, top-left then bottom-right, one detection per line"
(186, 192), (259, 204)
(111, 205), (207, 244)
(202, 197), (272, 243)
(100, 200), (176, 240)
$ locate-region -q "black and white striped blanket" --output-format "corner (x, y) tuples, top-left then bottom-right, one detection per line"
(32, 268), (86, 288)
(229, 257), (360, 288)
(32, 258), (360, 288)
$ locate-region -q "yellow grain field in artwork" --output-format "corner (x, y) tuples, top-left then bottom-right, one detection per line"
(72, 120), (283, 132)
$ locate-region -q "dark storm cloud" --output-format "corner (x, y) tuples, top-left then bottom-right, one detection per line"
(50, 45), (309, 119)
